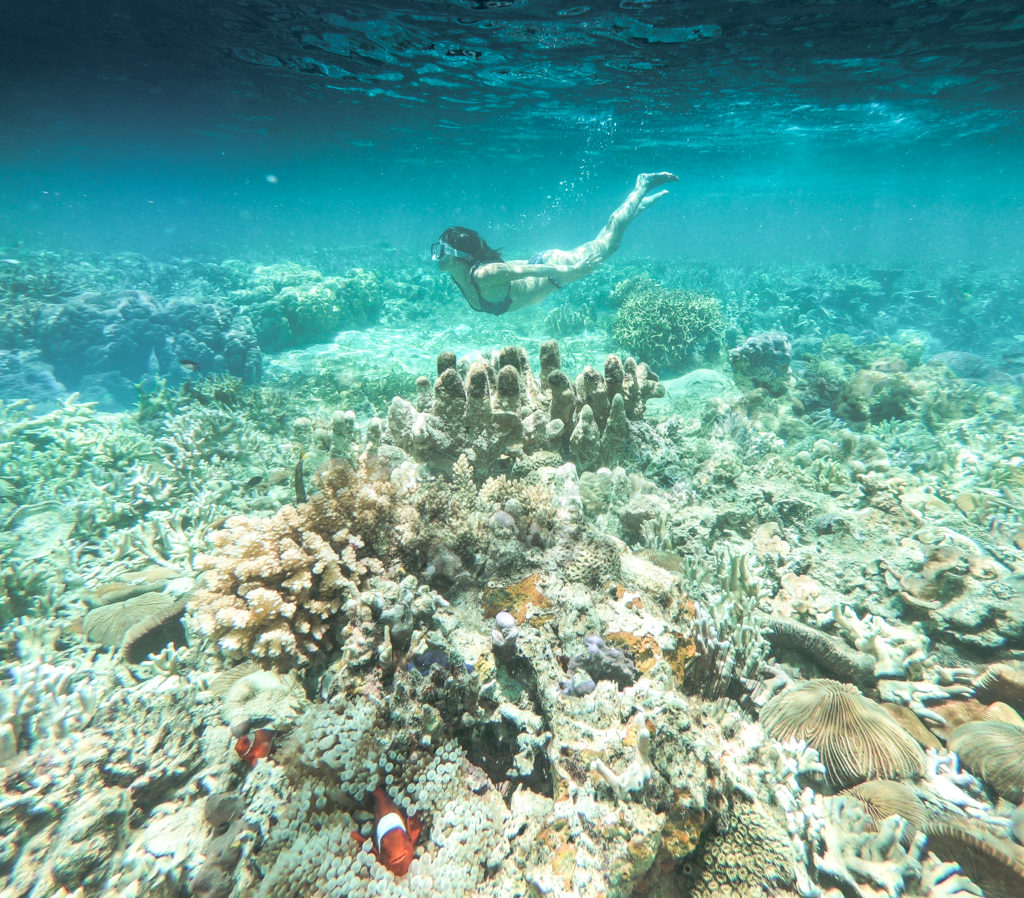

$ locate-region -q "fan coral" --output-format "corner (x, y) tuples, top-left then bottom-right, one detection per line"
(761, 678), (926, 787)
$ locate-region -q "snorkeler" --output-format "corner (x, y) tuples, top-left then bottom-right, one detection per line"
(432, 171), (678, 316)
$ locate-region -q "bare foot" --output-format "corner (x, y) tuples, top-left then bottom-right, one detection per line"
(638, 189), (670, 212)
(636, 172), (679, 193)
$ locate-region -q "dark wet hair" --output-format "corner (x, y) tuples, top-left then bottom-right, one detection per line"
(439, 226), (503, 263)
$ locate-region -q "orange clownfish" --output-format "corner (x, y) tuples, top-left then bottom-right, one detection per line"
(351, 788), (422, 876)
(234, 728), (275, 766)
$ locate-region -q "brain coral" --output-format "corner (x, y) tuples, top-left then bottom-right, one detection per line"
(189, 502), (382, 668)
(761, 678), (925, 787)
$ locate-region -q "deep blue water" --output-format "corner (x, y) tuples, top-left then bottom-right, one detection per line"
(2, 0), (1024, 264)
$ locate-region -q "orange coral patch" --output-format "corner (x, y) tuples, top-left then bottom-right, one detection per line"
(606, 631), (661, 673)
(551, 842), (577, 887)
(662, 630), (696, 685)
(660, 805), (708, 860)
(482, 572), (550, 622)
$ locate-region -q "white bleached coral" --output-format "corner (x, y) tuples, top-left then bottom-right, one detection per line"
(591, 713), (653, 801)
(0, 659), (103, 761)
(832, 605), (928, 679)
(771, 741), (986, 897)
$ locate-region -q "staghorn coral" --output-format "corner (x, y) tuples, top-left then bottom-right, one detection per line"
(609, 275), (725, 373)
(831, 606), (929, 680)
(761, 679), (926, 788)
(2, 672), (216, 898)
(0, 658), (104, 760)
(385, 340), (662, 475)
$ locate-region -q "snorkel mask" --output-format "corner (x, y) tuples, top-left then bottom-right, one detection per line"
(431, 240), (472, 262)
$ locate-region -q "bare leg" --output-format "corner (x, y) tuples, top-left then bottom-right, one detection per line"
(541, 172), (678, 267)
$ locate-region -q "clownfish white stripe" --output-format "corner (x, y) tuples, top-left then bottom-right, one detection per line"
(376, 812), (406, 848)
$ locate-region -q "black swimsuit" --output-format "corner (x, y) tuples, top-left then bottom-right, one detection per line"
(463, 262), (562, 316)
(466, 265), (513, 316)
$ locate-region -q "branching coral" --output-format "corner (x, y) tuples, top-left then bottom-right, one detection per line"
(189, 501), (382, 668)
(609, 275), (725, 372)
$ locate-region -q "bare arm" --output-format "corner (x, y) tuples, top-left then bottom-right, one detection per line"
(474, 256), (599, 287)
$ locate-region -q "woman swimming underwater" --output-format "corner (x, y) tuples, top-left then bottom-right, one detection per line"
(432, 171), (678, 316)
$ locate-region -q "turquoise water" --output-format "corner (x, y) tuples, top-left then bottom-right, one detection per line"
(3, 4), (1024, 898)
(2, 1), (1023, 263)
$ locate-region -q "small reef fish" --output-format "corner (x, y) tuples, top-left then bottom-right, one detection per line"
(234, 728), (275, 766)
(351, 788), (422, 876)
(179, 358), (201, 373)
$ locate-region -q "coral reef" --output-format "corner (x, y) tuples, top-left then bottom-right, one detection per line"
(9, 250), (1024, 898)
(609, 276), (725, 372)
(729, 330), (793, 396)
(385, 340), (663, 474)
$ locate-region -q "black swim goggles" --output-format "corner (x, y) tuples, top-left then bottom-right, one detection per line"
(431, 241), (472, 262)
